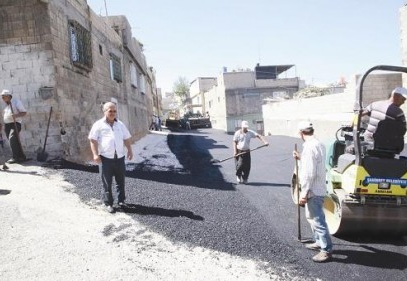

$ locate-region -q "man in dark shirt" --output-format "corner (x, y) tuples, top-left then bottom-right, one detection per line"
(362, 87), (407, 142)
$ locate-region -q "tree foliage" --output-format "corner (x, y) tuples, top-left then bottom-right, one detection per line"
(173, 77), (190, 101)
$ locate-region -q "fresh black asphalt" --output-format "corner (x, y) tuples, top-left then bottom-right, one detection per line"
(60, 128), (407, 281)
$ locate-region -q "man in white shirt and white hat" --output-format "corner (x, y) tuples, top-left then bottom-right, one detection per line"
(293, 121), (333, 263)
(1, 89), (27, 164)
(232, 120), (268, 184)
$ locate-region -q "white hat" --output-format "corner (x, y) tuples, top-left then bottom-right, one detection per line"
(1, 89), (11, 96)
(241, 120), (249, 128)
(392, 87), (407, 99)
(298, 121), (313, 132)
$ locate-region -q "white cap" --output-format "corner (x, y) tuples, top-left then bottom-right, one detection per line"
(392, 87), (407, 99)
(298, 121), (313, 132)
(1, 89), (11, 96)
(241, 120), (249, 128)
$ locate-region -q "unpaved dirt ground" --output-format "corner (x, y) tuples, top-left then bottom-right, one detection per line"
(0, 163), (291, 281)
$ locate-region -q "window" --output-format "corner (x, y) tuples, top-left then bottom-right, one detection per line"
(139, 73), (145, 94)
(69, 20), (92, 70)
(130, 62), (137, 87)
(109, 53), (122, 82)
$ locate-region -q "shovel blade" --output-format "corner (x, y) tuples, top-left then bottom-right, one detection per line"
(37, 151), (48, 162)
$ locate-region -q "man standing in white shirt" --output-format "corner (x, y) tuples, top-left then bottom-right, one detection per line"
(233, 120), (268, 184)
(1, 89), (27, 164)
(293, 121), (332, 263)
(89, 102), (133, 213)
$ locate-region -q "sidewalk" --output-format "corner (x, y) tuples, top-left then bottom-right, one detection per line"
(0, 162), (279, 281)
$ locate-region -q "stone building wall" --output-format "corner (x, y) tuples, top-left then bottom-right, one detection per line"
(0, 0), (57, 159)
(0, 0), (156, 163)
(205, 70), (300, 133)
(400, 5), (407, 85)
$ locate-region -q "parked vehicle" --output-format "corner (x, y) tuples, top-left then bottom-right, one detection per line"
(180, 113), (211, 129)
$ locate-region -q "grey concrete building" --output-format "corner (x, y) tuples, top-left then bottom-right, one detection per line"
(203, 65), (302, 134)
(400, 3), (407, 84)
(190, 77), (217, 116)
(0, 0), (159, 163)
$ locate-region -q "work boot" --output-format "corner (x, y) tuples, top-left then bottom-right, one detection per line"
(305, 242), (321, 251)
(312, 251), (332, 263)
(105, 205), (115, 214)
(118, 202), (127, 208)
(6, 158), (16, 164)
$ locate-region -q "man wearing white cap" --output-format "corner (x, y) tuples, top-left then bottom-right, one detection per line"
(1, 89), (27, 163)
(232, 120), (268, 184)
(362, 86), (407, 142)
(293, 121), (332, 263)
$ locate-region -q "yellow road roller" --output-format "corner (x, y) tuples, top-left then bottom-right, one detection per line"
(291, 65), (407, 236)
(324, 65), (407, 236)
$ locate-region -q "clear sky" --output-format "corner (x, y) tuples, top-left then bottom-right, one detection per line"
(87, 0), (406, 93)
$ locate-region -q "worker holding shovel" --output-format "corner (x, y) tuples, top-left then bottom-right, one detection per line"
(1, 89), (27, 164)
(292, 121), (332, 263)
(233, 120), (269, 184)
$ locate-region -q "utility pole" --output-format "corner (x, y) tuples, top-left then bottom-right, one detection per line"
(104, 0), (108, 17)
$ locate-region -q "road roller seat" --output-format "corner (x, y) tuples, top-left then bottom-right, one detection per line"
(328, 140), (346, 168)
(367, 119), (406, 158)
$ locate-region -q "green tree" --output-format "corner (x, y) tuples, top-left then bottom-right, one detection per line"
(173, 77), (190, 102)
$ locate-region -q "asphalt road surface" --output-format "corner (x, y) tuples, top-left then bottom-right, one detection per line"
(62, 128), (407, 281)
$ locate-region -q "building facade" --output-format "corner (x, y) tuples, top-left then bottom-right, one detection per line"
(0, 0), (160, 163)
(189, 77), (217, 116)
(203, 65), (301, 134)
(400, 4), (407, 84)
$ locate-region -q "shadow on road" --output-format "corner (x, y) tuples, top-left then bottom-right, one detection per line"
(125, 133), (234, 190)
(245, 182), (291, 187)
(60, 133), (235, 190)
(332, 245), (406, 269)
(116, 203), (205, 221)
(0, 189), (11, 195)
(1, 166), (41, 176)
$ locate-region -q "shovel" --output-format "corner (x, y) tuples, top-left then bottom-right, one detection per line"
(37, 106), (52, 162)
(294, 144), (302, 241)
(211, 144), (268, 163)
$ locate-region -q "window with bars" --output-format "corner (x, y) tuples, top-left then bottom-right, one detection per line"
(139, 73), (146, 94)
(130, 62), (137, 87)
(69, 20), (93, 70)
(109, 53), (122, 82)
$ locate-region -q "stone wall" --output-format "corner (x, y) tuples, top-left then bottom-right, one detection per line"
(263, 73), (404, 142)
(0, 0), (155, 163)
(400, 5), (407, 84)
(0, 0), (57, 158)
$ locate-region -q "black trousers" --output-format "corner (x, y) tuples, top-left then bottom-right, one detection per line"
(100, 155), (126, 206)
(4, 122), (25, 160)
(235, 150), (251, 180)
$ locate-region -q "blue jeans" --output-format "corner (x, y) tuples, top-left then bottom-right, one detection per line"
(100, 155), (126, 206)
(305, 196), (333, 253)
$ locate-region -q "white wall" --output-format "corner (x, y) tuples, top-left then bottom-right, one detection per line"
(263, 73), (405, 142)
